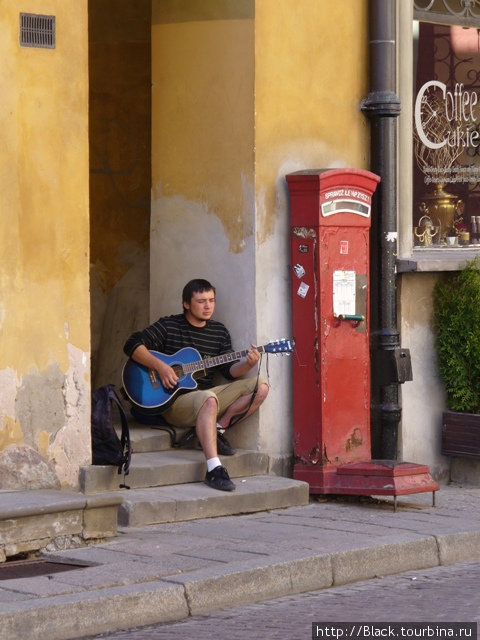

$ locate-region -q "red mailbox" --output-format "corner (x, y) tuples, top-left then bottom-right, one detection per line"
(286, 169), (438, 504)
(287, 169), (379, 491)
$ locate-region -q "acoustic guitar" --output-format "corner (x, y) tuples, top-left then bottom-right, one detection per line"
(122, 339), (294, 411)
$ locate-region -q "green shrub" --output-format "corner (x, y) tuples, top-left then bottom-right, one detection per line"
(433, 258), (480, 413)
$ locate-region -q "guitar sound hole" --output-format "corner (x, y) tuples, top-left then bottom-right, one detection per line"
(172, 365), (184, 378)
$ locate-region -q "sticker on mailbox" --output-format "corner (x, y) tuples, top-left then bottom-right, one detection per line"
(297, 282), (309, 298)
(340, 240), (349, 255)
(293, 264), (306, 279)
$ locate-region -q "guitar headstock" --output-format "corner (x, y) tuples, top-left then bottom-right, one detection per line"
(263, 338), (295, 354)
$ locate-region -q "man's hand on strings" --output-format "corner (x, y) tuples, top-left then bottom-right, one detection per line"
(245, 344), (261, 368)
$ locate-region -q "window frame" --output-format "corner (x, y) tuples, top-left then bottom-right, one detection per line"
(397, 1), (480, 272)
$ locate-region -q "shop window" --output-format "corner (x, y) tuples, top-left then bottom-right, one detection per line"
(413, 3), (480, 248)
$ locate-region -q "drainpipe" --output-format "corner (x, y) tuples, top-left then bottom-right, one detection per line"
(361, 0), (412, 459)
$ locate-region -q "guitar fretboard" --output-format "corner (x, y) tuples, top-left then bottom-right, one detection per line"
(183, 346), (266, 374)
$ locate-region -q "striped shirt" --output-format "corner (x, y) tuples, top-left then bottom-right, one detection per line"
(123, 314), (237, 389)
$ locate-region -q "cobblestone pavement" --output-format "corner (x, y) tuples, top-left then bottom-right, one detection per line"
(83, 561), (480, 640)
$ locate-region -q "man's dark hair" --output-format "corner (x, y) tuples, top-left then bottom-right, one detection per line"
(182, 279), (216, 308)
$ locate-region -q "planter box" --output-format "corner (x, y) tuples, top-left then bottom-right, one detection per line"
(441, 410), (480, 459)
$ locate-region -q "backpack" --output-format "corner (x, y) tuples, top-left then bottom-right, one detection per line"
(91, 384), (131, 488)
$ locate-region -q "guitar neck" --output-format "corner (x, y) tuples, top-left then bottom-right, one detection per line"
(184, 345), (266, 374)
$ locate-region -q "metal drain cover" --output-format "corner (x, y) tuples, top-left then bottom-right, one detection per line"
(0, 559), (88, 580)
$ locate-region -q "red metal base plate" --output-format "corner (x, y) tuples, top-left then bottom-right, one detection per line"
(293, 459), (440, 497)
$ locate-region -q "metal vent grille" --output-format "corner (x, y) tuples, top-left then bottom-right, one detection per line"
(20, 13), (55, 49)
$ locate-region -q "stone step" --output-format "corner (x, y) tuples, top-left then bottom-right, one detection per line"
(120, 421), (198, 453)
(127, 425), (177, 453)
(118, 475), (310, 526)
(84, 420), (308, 530)
(0, 489), (122, 561)
(80, 449), (270, 493)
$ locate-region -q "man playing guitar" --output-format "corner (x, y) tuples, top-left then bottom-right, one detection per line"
(123, 278), (269, 492)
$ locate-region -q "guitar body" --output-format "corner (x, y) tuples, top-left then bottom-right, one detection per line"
(122, 347), (201, 411)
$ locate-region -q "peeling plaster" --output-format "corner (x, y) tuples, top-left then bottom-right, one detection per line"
(256, 141), (345, 244)
(50, 343), (91, 487)
(0, 367), (18, 418)
(5, 344), (90, 488)
(153, 181), (254, 255)
(150, 192), (256, 336)
(37, 430), (51, 458)
(16, 363), (66, 448)
(0, 417), (24, 450)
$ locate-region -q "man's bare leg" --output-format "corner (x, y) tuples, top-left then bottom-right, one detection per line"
(198, 396), (236, 492)
(195, 396), (218, 460)
(217, 383), (269, 429)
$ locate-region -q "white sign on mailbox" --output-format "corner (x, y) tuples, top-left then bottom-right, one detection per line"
(333, 270), (356, 316)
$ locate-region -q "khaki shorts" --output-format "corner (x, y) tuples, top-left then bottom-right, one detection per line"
(161, 377), (266, 428)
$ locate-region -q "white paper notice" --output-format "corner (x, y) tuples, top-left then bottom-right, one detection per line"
(333, 270), (356, 315)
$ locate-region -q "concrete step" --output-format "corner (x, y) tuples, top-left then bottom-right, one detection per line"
(1, 429), (305, 557)
(126, 425), (177, 452)
(82, 421), (308, 530)
(79, 448), (270, 493)
(118, 475), (310, 526)
(0, 489), (122, 561)
(115, 411), (192, 451)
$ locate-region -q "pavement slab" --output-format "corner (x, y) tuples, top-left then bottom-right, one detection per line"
(0, 483), (479, 640)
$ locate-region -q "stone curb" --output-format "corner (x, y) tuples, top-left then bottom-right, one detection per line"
(1, 529), (480, 640)
(0, 581), (188, 640)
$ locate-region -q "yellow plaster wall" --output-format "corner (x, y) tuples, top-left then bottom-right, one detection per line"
(151, 0), (369, 255)
(251, 1), (370, 454)
(254, 0), (370, 241)
(151, 2), (255, 255)
(0, 1), (91, 484)
(1, 0), (90, 372)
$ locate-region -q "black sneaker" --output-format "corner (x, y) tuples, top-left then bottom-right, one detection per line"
(217, 432), (236, 456)
(205, 465), (236, 491)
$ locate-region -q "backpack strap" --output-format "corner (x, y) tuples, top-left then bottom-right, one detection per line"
(128, 402), (178, 447)
(107, 385), (131, 488)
